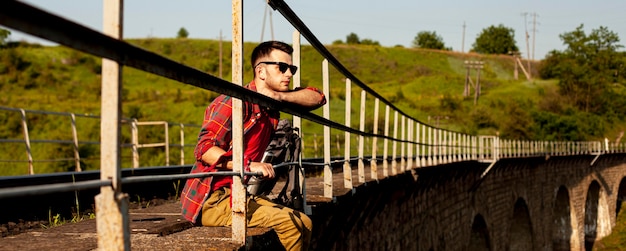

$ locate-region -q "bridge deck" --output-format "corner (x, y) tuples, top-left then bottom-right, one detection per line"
(1, 164), (394, 250)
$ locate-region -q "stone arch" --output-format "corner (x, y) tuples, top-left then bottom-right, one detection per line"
(468, 214), (491, 251)
(616, 177), (626, 217)
(552, 186), (574, 251)
(508, 198), (533, 250)
(584, 180), (611, 251)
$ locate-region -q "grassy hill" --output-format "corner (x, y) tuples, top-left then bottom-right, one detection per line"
(1, 39), (623, 175)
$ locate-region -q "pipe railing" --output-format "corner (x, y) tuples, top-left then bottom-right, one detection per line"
(1, 0), (626, 249)
(0, 106), (200, 174)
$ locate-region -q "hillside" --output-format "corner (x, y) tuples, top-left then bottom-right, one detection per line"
(0, 39), (623, 174)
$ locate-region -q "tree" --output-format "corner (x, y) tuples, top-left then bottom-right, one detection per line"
(412, 31), (445, 50)
(540, 24), (625, 115)
(0, 28), (10, 47)
(471, 24), (518, 54)
(177, 27), (189, 39)
(346, 32), (360, 44)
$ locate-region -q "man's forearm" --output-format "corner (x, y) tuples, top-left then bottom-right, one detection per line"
(280, 88), (325, 110)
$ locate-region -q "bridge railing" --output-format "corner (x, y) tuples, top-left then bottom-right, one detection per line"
(0, 106), (200, 174)
(2, 0), (625, 249)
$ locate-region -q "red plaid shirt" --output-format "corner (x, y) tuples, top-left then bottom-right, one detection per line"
(180, 82), (325, 223)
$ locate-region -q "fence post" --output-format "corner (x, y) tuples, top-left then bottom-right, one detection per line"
(383, 105), (390, 177)
(358, 90), (366, 183)
(131, 119), (139, 168)
(179, 123), (185, 165)
(95, 0), (130, 249)
(19, 109), (34, 175)
(70, 113), (82, 172)
(230, 0), (247, 245)
(343, 78), (352, 189)
(322, 59), (332, 198)
(391, 110), (398, 175)
(370, 98), (379, 180)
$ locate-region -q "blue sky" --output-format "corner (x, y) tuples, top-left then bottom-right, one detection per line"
(5, 0), (625, 60)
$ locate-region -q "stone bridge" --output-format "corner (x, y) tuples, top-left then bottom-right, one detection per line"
(309, 153), (626, 250)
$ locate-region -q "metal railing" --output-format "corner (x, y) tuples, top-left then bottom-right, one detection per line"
(0, 106), (200, 174)
(1, 0), (625, 249)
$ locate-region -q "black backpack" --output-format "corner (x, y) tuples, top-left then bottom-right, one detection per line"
(247, 119), (304, 210)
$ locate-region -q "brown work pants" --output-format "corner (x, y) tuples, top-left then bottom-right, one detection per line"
(201, 187), (312, 251)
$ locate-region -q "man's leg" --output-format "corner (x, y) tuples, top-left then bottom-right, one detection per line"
(200, 187), (232, 226)
(248, 196), (313, 251)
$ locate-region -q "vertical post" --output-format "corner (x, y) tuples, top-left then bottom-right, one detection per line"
(383, 105), (390, 177)
(400, 115), (406, 171)
(415, 121), (423, 167)
(370, 98), (379, 180)
(179, 123), (185, 165)
(391, 110), (398, 175)
(164, 122), (170, 166)
(292, 31), (302, 131)
(96, 0), (130, 250)
(358, 90), (366, 183)
(292, 31), (310, 214)
(427, 126), (433, 166)
(343, 79), (352, 189)
(407, 119), (413, 169)
(131, 119), (139, 168)
(322, 59), (332, 198)
(70, 113), (82, 172)
(230, 0), (246, 245)
(20, 109), (34, 175)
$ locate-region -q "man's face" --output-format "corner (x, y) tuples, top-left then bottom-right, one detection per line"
(257, 50), (294, 92)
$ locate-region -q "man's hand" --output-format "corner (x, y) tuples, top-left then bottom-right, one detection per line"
(249, 161), (275, 179)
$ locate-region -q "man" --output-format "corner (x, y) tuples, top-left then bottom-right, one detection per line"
(181, 41), (326, 251)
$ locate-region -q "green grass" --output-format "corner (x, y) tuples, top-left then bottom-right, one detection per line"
(2, 38), (625, 174)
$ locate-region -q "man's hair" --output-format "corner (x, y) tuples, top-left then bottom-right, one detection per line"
(251, 41), (293, 70)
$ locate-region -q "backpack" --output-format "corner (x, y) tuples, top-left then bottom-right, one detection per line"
(247, 119), (304, 210)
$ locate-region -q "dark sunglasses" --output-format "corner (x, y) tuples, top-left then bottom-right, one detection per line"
(255, 61), (298, 74)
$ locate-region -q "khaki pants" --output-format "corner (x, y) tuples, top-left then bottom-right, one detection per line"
(201, 187), (312, 251)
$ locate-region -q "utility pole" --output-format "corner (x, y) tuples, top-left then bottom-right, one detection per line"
(218, 30), (224, 79)
(531, 12), (539, 61)
(521, 12), (531, 73)
(461, 21), (466, 53)
(463, 60), (484, 105)
(260, 1), (274, 42)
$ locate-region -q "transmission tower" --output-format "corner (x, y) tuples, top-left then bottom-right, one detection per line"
(260, 2), (275, 42)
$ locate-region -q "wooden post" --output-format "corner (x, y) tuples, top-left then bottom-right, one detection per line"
(96, 0), (130, 250)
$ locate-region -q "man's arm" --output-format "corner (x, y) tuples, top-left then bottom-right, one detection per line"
(277, 87), (326, 110)
(201, 146), (275, 178)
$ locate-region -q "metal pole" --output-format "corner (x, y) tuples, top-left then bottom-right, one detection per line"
(358, 89), (366, 183)
(95, 0), (130, 249)
(230, 0), (246, 245)
(20, 109), (34, 175)
(343, 78), (352, 189)
(70, 113), (82, 172)
(370, 98), (379, 180)
(322, 59), (332, 198)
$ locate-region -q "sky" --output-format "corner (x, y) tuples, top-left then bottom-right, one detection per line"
(4, 0), (626, 60)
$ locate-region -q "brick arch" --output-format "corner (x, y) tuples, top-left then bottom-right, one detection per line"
(468, 214), (491, 251)
(616, 177), (626, 217)
(584, 180), (611, 250)
(508, 198), (533, 250)
(552, 185), (576, 251)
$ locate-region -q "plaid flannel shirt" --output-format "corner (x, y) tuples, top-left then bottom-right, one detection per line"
(180, 82), (325, 223)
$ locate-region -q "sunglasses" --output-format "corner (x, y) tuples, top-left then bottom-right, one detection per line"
(255, 61), (298, 74)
